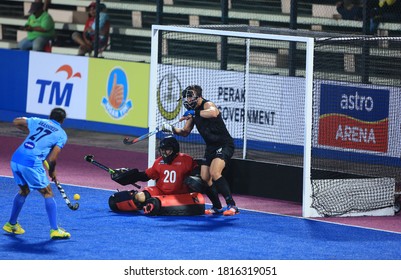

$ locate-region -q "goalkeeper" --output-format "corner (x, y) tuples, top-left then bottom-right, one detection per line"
(162, 85), (239, 216)
(109, 136), (202, 214)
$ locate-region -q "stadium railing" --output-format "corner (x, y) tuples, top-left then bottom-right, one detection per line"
(1, 0), (401, 62)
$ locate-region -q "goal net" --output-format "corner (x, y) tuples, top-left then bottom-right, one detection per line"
(148, 25), (399, 217)
(310, 36), (400, 217)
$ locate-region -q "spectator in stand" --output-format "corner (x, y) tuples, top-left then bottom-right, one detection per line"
(71, 2), (110, 56)
(336, 0), (363, 20)
(370, 0), (401, 34)
(18, 2), (55, 51)
(34, 0), (51, 11)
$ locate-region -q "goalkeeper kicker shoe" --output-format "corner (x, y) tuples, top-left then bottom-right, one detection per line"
(205, 207), (224, 215)
(3, 222), (25, 235)
(50, 228), (71, 240)
(223, 205), (239, 216)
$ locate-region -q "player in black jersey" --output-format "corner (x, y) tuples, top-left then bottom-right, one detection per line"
(162, 85), (239, 216)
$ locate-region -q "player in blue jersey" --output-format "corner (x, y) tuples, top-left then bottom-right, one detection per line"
(3, 108), (71, 239)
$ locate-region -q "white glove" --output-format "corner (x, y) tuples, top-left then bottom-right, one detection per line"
(161, 123), (174, 134)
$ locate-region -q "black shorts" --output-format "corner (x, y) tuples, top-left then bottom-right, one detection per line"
(200, 143), (234, 166)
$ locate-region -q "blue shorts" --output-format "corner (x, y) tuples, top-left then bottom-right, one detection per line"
(10, 161), (50, 190)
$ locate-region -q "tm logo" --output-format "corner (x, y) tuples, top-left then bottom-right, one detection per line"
(36, 65), (81, 106)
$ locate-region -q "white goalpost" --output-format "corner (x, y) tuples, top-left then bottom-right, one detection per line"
(147, 25), (398, 217)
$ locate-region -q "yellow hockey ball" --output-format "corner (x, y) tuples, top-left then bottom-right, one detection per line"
(73, 194), (80, 200)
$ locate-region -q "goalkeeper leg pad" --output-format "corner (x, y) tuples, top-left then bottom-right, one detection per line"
(184, 176), (209, 193)
(108, 190), (142, 212)
(145, 193), (205, 216)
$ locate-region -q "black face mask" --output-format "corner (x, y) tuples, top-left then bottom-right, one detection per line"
(182, 89), (198, 110)
(159, 148), (176, 164)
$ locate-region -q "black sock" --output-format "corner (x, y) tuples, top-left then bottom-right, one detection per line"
(204, 184), (222, 209)
(213, 176), (235, 206)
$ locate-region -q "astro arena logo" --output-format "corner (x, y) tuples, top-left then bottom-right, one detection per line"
(102, 67), (132, 119)
(318, 84), (389, 153)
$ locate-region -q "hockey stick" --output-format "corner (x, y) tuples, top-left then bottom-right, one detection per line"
(84, 154), (141, 189)
(123, 120), (180, 145)
(84, 154), (115, 174)
(54, 180), (79, 211)
(43, 160), (79, 211)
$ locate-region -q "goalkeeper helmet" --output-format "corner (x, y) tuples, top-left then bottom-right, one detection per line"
(182, 85), (202, 110)
(159, 136), (180, 164)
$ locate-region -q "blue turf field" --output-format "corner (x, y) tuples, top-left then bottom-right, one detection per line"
(1, 176), (401, 260)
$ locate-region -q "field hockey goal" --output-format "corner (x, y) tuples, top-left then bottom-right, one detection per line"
(147, 25), (401, 217)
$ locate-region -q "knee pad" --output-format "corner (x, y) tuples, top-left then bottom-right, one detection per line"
(143, 197), (161, 216)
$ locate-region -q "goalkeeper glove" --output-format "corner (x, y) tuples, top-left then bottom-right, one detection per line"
(111, 168), (139, 185)
(111, 168), (129, 180)
(183, 110), (195, 117)
(115, 168), (129, 173)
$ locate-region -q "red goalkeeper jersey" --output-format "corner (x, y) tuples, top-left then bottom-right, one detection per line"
(145, 153), (197, 195)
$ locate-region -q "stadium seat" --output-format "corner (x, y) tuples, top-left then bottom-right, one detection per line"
(43, 40), (52, 53)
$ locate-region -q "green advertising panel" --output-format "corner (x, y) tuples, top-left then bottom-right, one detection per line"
(86, 58), (149, 128)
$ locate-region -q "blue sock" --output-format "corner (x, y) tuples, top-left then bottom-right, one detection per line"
(9, 193), (26, 224)
(45, 197), (58, 230)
